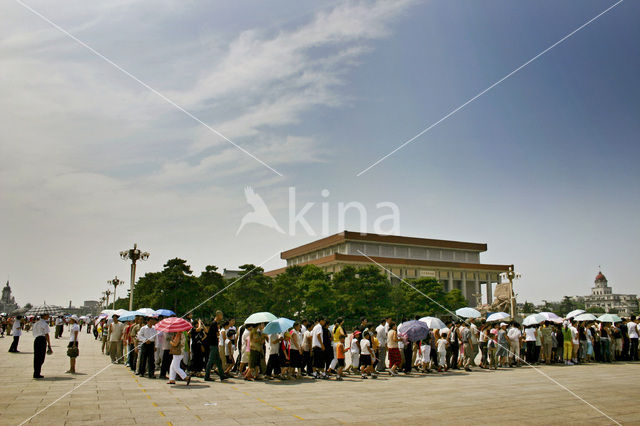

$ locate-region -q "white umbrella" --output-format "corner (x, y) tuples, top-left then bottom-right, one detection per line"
(523, 313), (545, 326)
(419, 316), (447, 329)
(137, 308), (157, 317)
(574, 313), (597, 322)
(455, 307), (481, 319)
(487, 312), (510, 322)
(101, 309), (115, 315)
(438, 327), (450, 336)
(539, 312), (563, 323)
(566, 309), (585, 319)
(597, 314), (622, 323)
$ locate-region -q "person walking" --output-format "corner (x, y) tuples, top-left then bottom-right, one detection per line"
(33, 314), (52, 379)
(167, 332), (191, 385)
(387, 322), (401, 376)
(108, 315), (125, 364)
(628, 316), (639, 361)
(329, 318), (345, 373)
(540, 322), (553, 365)
(8, 315), (22, 353)
(311, 317), (326, 379)
(66, 315), (80, 374)
(204, 311), (227, 382)
(375, 318), (389, 373)
(459, 321), (474, 371)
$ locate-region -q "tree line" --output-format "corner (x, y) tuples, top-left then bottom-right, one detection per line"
(113, 258), (468, 327)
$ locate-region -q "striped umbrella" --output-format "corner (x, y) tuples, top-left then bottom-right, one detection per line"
(26, 304), (63, 316)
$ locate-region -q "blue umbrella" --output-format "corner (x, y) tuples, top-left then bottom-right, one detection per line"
(119, 310), (147, 322)
(398, 320), (430, 342)
(155, 309), (176, 317)
(262, 317), (295, 335)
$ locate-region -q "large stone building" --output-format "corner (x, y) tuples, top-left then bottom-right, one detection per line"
(583, 271), (638, 315)
(0, 281), (19, 313)
(266, 231), (513, 306)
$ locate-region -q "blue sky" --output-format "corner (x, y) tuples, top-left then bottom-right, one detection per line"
(1, 0), (638, 307)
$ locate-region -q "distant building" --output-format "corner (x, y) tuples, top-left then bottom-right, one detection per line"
(265, 231), (513, 307)
(0, 281), (19, 313)
(583, 271), (638, 316)
(223, 269), (242, 279)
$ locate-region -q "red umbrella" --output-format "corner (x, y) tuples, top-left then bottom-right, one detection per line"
(155, 317), (192, 332)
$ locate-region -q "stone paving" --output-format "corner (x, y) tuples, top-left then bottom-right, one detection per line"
(1, 330), (640, 425)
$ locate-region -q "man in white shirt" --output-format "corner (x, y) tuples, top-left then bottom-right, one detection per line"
(570, 322), (579, 363)
(55, 316), (64, 339)
(375, 318), (389, 373)
(311, 318), (326, 378)
(470, 320), (479, 366)
(136, 317), (157, 378)
(8, 315), (22, 353)
(507, 323), (522, 366)
(33, 314), (52, 379)
(628, 316), (639, 361)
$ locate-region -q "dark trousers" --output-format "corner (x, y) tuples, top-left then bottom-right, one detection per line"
(479, 341), (488, 366)
(33, 336), (46, 377)
(128, 343), (137, 371)
(204, 345), (224, 379)
(303, 350), (312, 374)
(449, 344), (459, 368)
(403, 345), (413, 373)
(266, 353), (281, 376)
(9, 335), (20, 352)
(526, 341), (536, 363)
(160, 349), (171, 377)
(631, 338), (639, 361)
(138, 343), (155, 377)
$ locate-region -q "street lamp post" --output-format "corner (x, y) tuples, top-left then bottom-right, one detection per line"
(108, 276), (124, 310)
(501, 266), (521, 318)
(120, 243), (150, 310)
(104, 290), (112, 309)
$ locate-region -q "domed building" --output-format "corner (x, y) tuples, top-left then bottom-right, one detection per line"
(583, 271), (638, 315)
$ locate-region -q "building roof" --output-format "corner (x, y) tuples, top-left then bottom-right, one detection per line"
(265, 253), (512, 277)
(280, 231), (488, 260)
(595, 271), (607, 282)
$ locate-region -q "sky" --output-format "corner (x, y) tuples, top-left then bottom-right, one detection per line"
(1, 0), (639, 307)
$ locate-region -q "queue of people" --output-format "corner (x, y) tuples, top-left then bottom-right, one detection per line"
(92, 312), (640, 385)
(4, 311), (639, 382)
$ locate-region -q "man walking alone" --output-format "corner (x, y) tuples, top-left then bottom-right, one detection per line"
(33, 314), (52, 379)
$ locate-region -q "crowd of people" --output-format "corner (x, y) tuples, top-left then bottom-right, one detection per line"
(3, 311), (640, 382)
(92, 312), (640, 384)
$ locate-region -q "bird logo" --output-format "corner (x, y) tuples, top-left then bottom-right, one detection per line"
(236, 186), (285, 235)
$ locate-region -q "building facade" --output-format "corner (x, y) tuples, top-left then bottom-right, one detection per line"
(266, 231), (513, 307)
(583, 271), (638, 315)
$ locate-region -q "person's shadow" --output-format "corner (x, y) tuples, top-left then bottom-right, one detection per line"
(39, 376), (74, 381)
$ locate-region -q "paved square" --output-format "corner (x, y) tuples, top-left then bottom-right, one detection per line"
(1, 331), (639, 425)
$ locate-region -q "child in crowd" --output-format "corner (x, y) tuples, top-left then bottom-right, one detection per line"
(437, 332), (448, 372)
(224, 329), (236, 376)
(359, 332), (377, 379)
(336, 334), (346, 381)
(349, 331), (361, 374)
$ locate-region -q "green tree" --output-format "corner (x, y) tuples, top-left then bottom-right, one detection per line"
(521, 301), (536, 313)
(586, 306), (605, 314)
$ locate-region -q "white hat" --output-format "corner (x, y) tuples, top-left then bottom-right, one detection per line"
(70, 315), (79, 321)
(500, 322), (508, 327)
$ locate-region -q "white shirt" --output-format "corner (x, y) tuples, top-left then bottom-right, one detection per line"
(360, 338), (372, 356)
(11, 319), (22, 337)
(33, 319), (50, 338)
(524, 328), (537, 342)
(376, 324), (387, 346)
(508, 327), (522, 342)
(301, 324), (307, 335)
(219, 327), (226, 348)
(268, 334), (281, 354)
(225, 338), (234, 356)
(470, 323), (479, 344)
(570, 326), (579, 344)
(290, 330), (301, 351)
(311, 324), (323, 348)
(137, 325), (157, 344)
(350, 338), (360, 354)
(627, 322), (639, 339)
(69, 324), (80, 342)
(55, 318), (63, 326)
(302, 330), (312, 351)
